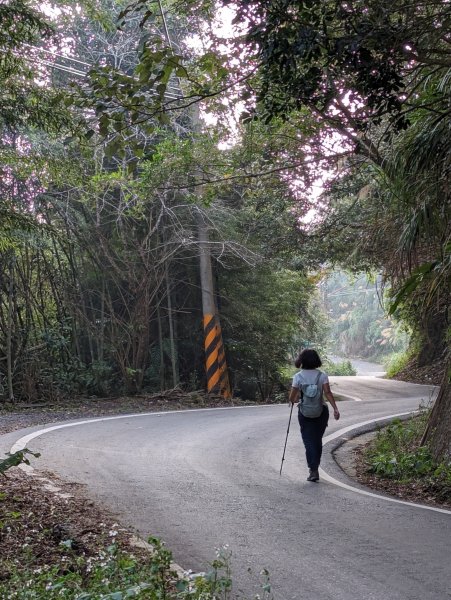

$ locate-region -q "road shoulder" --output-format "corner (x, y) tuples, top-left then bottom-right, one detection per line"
(329, 421), (451, 512)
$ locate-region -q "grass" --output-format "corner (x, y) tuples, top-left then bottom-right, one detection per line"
(383, 349), (414, 378)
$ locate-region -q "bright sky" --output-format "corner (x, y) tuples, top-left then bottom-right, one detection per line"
(185, 5), (345, 217)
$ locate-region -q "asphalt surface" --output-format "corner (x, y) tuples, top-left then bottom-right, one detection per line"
(6, 377), (450, 600)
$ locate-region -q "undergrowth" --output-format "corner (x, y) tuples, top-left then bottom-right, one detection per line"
(282, 359), (357, 380)
(383, 349), (413, 378)
(0, 539), (272, 600)
(323, 360), (357, 376)
(363, 412), (451, 502)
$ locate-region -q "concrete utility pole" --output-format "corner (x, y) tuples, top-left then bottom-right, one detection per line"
(158, 0), (231, 398)
(196, 210), (231, 397)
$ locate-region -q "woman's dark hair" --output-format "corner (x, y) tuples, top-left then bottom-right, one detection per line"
(295, 349), (322, 370)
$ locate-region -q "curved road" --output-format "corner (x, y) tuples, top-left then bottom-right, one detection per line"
(8, 378), (450, 600)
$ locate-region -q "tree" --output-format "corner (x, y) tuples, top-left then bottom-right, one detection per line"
(233, 0), (450, 149)
(64, 0), (450, 451)
(205, 0), (450, 458)
(320, 271), (408, 360)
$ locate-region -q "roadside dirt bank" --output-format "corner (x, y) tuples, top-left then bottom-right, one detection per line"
(334, 430), (451, 510)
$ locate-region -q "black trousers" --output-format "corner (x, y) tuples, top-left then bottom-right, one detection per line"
(298, 405), (329, 470)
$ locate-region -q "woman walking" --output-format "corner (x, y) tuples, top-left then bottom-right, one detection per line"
(289, 349), (340, 481)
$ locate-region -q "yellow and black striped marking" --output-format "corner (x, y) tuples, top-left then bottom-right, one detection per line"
(215, 318), (232, 398)
(204, 313), (220, 393)
(203, 313), (231, 398)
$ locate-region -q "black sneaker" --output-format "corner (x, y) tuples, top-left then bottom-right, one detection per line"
(307, 469), (319, 482)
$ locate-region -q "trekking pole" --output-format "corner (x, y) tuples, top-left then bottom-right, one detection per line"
(279, 403), (294, 476)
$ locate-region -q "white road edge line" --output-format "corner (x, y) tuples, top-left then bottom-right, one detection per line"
(9, 398), (364, 457)
(320, 412), (451, 516)
(335, 393), (362, 402)
(8, 404), (278, 579)
(10, 404), (450, 516)
(9, 404), (278, 455)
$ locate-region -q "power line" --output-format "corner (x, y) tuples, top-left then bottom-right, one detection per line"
(23, 51), (183, 98)
(20, 52), (183, 100)
(22, 43), (92, 68)
(26, 55), (87, 78)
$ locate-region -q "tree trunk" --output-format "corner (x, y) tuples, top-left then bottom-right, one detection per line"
(421, 357), (451, 462)
(156, 302), (166, 391)
(165, 262), (178, 387)
(6, 254), (15, 403)
(417, 313), (448, 366)
(98, 278), (106, 364)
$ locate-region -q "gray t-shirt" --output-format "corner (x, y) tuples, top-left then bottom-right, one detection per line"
(292, 369), (329, 405)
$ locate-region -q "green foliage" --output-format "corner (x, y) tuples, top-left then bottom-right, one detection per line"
(384, 349), (415, 379)
(0, 111), (322, 401)
(0, 206), (48, 252)
(203, 0), (451, 391)
(364, 415), (451, 497)
(0, 0), (74, 132)
(0, 0), (53, 43)
(0, 537), (268, 599)
(9, 0), (446, 410)
(369, 444), (434, 479)
(323, 360), (356, 377)
(221, 266), (320, 400)
(232, 0), (450, 135)
(388, 243), (451, 318)
(0, 449), (40, 475)
(71, 0), (192, 159)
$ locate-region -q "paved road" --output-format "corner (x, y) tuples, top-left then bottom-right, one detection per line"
(8, 378), (450, 600)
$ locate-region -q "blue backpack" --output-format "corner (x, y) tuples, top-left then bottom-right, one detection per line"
(298, 371), (323, 418)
